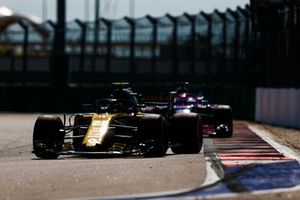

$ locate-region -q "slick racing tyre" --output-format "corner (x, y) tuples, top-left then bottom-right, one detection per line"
(32, 115), (64, 159)
(170, 112), (203, 154)
(140, 114), (168, 157)
(214, 106), (233, 138)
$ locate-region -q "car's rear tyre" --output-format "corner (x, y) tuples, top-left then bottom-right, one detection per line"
(32, 115), (64, 159)
(170, 112), (203, 154)
(140, 114), (168, 157)
(214, 106), (233, 138)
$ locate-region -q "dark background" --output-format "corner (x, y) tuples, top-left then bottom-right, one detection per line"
(0, 1), (299, 120)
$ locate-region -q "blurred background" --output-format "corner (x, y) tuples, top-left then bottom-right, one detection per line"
(0, 0), (299, 126)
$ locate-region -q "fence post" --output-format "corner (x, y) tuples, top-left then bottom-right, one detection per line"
(228, 9), (240, 80)
(101, 18), (112, 73)
(293, 1), (300, 86)
(52, 0), (68, 87)
(238, 6), (250, 84)
(18, 20), (28, 87)
(146, 15), (158, 74)
(46, 20), (57, 84)
(215, 10), (227, 81)
(92, 0), (100, 72)
(124, 17), (136, 74)
(166, 14), (178, 76)
(200, 11), (212, 81)
(184, 13), (196, 76)
(75, 19), (87, 85)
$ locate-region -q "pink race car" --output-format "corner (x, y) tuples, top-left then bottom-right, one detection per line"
(144, 84), (233, 138)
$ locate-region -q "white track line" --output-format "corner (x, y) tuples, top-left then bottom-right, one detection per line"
(201, 138), (223, 186)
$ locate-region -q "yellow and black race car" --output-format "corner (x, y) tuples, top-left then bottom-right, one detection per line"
(32, 85), (203, 159)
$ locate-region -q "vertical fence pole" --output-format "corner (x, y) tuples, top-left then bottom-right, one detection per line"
(201, 12), (212, 82)
(238, 6), (250, 84)
(216, 10), (227, 82)
(102, 18), (112, 73)
(146, 15), (157, 74)
(92, 0), (100, 72)
(124, 17), (136, 74)
(292, 1), (300, 86)
(52, 0), (68, 87)
(288, 2), (295, 83)
(46, 20), (57, 83)
(75, 19), (87, 85)
(18, 21), (28, 86)
(184, 13), (196, 76)
(228, 9), (240, 81)
(166, 14), (178, 76)
(296, 1), (300, 81)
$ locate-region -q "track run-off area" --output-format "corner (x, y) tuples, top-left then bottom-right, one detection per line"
(0, 114), (300, 200)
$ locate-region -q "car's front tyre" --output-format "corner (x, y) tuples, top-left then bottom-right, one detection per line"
(140, 114), (168, 157)
(170, 112), (203, 154)
(32, 115), (64, 159)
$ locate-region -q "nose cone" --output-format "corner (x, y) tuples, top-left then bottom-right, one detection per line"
(174, 106), (192, 113)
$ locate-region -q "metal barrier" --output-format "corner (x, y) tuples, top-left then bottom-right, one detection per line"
(255, 88), (300, 129)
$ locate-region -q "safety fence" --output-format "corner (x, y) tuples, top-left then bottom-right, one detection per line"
(1, 3), (299, 121)
(0, 5), (252, 86)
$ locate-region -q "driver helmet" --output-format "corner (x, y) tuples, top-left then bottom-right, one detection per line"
(176, 86), (189, 94)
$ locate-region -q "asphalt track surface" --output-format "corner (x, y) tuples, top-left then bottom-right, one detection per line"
(0, 114), (206, 200)
(1, 113), (300, 200)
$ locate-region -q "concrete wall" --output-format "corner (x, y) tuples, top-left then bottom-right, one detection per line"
(255, 88), (300, 129)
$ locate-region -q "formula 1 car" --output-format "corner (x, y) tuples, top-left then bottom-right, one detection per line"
(32, 83), (202, 159)
(143, 83), (233, 138)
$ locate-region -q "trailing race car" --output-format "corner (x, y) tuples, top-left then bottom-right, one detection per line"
(143, 83), (233, 138)
(32, 83), (203, 159)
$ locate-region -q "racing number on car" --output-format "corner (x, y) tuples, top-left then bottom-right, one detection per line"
(83, 115), (112, 147)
